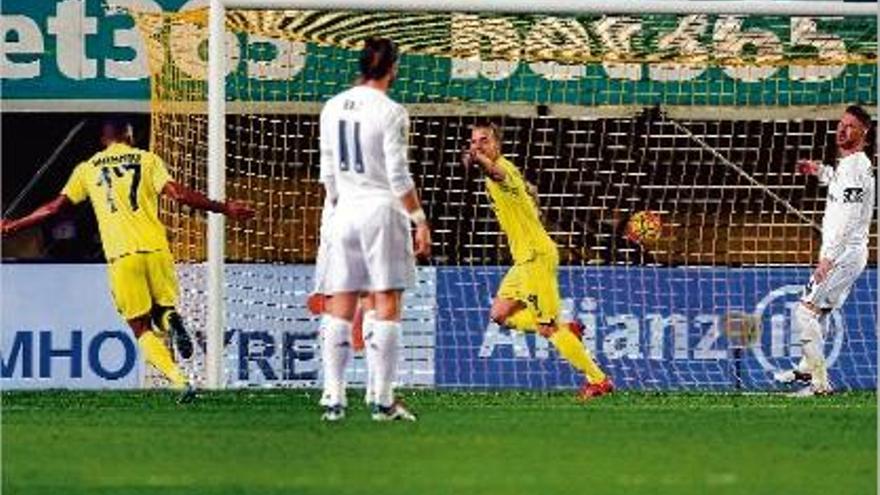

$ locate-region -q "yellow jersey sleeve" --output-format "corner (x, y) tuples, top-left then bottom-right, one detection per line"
(494, 157), (524, 191)
(60, 163), (89, 204)
(147, 153), (173, 194)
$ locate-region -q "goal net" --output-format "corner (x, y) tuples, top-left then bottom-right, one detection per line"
(131, 3), (878, 391)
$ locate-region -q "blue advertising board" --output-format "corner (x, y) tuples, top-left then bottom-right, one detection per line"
(435, 266), (877, 390)
(0, 264), (437, 389)
(2, 264), (875, 391)
(1, 264), (144, 389)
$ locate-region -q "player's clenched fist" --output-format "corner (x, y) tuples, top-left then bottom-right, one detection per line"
(224, 199), (256, 220)
(414, 223), (432, 259)
(796, 159), (821, 175)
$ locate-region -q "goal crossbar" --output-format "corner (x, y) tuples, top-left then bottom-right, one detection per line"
(220, 0), (878, 16)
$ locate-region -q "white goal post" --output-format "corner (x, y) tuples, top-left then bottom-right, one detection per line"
(201, 0), (878, 389)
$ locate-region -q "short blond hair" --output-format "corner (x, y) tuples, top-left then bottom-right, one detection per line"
(473, 121), (502, 143)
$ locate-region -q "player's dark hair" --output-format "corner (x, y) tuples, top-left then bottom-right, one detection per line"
(101, 118), (134, 143)
(845, 105), (872, 130)
(359, 38), (398, 81)
(473, 121), (503, 143)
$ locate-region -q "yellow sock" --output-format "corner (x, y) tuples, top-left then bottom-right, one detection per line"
(138, 332), (187, 389)
(549, 327), (606, 384)
(505, 309), (538, 331)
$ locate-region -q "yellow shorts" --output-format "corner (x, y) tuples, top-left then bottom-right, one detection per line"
(107, 251), (179, 320)
(497, 252), (561, 326)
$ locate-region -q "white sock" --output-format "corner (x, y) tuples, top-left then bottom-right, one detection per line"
(372, 319), (401, 408)
(320, 315), (352, 407)
(795, 304), (828, 388)
(362, 310), (379, 405)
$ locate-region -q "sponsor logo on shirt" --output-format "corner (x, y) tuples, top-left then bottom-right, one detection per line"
(843, 187), (865, 203)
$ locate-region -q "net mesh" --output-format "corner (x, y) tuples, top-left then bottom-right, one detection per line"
(132, 8), (878, 390)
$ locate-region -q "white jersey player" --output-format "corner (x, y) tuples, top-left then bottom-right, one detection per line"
(776, 105), (875, 395)
(308, 197), (377, 409)
(316, 38), (431, 421)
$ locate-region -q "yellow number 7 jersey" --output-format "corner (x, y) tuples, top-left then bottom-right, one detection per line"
(61, 142), (173, 261)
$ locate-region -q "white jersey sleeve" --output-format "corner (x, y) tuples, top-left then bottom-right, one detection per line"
(817, 163), (834, 186)
(319, 110), (338, 203)
(384, 106), (415, 196)
(819, 152), (875, 261)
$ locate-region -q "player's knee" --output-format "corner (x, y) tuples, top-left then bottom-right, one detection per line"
(799, 300), (821, 315)
(372, 301), (401, 321)
(359, 292), (375, 311)
(537, 324), (557, 338)
(128, 315), (153, 338)
(371, 291), (402, 321)
(795, 303), (821, 342)
(373, 308), (400, 321)
(490, 298), (517, 324)
(489, 306), (509, 325)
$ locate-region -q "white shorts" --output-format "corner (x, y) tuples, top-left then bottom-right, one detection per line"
(313, 200), (335, 294)
(801, 246), (868, 311)
(324, 199), (415, 293)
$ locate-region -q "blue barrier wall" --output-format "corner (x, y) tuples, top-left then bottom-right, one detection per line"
(436, 267), (877, 390)
(3, 264), (875, 391)
(1, 264), (143, 389)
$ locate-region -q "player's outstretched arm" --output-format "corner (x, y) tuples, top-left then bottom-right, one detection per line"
(161, 181), (255, 220)
(796, 159), (822, 176)
(796, 159), (833, 184)
(463, 148), (506, 182)
(526, 182), (540, 206)
(0, 195), (71, 237)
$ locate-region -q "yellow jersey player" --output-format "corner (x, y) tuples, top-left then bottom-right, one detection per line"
(1, 119), (254, 402)
(463, 122), (612, 400)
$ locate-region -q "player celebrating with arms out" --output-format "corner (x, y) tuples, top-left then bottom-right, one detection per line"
(775, 105), (875, 396)
(317, 38), (431, 421)
(1, 120), (255, 401)
(463, 122), (612, 400)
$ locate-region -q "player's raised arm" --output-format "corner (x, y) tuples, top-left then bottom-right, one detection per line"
(796, 159), (834, 185)
(318, 110), (338, 204)
(0, 195), (72, 237)
(1, 159), (90, 237)
(161, 181), (255, 220)
(526, 182), (540, 206)
(465, 150), (506, 182)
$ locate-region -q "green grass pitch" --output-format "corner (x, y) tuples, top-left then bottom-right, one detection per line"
(2, 390), (876, 495)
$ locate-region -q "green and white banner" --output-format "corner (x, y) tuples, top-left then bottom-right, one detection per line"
(1, 0), (876, 110)
(2, 0), (195, 107)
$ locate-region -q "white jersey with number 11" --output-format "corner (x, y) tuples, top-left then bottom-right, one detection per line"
(317, 84), (416, 293)
(319, 85), (414, 204)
